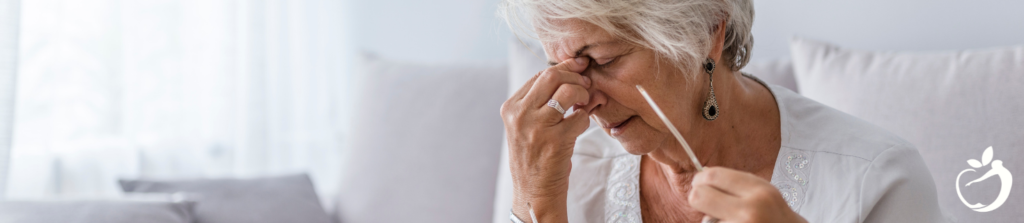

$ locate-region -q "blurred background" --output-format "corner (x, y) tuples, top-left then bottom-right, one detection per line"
(0, 0), (513, 204)
(0, 0), (1022, 222)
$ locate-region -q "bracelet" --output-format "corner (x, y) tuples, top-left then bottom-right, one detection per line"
(509, 209), (525, 223)
(509, 203), (540, 223)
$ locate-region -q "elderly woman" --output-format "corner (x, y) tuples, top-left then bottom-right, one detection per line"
(498, 0), (947, 222)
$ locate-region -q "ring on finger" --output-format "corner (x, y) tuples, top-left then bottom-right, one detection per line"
(546, 99), (565, 115)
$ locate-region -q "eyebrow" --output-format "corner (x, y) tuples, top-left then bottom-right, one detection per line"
(548, 44), (594, 66)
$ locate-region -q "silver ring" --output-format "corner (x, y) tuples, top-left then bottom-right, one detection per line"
(703, 217), (719, 223)
(546, 99), (565, 115)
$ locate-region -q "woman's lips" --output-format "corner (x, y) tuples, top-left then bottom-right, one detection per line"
(609, 116), (635, 137)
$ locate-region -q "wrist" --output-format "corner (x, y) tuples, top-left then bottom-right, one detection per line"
(513, 193), (567, 223)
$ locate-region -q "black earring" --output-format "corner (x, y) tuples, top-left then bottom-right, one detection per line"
(702, 58), (719, 121)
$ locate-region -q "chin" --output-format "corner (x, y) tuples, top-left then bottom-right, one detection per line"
(618, 141), (655, 155)
(604, 125), (662, 155)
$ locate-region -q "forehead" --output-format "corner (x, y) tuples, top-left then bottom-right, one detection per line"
(541, 20), (620, 63)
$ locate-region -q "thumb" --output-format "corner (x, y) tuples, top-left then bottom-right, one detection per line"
(552, 57), (590, 74)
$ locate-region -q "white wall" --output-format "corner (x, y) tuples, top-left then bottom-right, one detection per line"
(351, 0), (510, 64)
(750, 0), (1024, 61)
(351, 0), (1024, 64)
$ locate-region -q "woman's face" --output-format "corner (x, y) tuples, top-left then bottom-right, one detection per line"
(542, 20), (706, 156)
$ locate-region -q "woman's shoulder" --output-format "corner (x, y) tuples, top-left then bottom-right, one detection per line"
(770, 84), (916, 162)
(768, 85), (947, 222)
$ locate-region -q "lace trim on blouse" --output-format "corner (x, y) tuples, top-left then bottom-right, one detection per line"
(605, 155), (642, 223)
(600, 150), (812, 222)
(601, 74), (806, 222)
(771, 148), (812, 211)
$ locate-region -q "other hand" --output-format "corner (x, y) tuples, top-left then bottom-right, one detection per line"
(500, 57), (592, 222)
(689, 167), (808, 223)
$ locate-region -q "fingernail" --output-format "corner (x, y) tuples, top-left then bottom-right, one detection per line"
(575, 57), (587, 66)
(582, 75), (592, 87)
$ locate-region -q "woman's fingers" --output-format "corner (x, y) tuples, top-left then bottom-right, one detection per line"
(512, 57), (587, 102)
(523, 58), (590, 105)
(558, 90), (592, 136)
(689, 167), (805, 223)
(525, 70), (590, 106)
(556, 57), (590, 74)
(536, 83), (591, 128)
(689, 184), (743, 220)
(554, 83), (590, 109)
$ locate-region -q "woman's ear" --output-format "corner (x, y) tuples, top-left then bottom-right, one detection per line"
(708, 19), (728, 63)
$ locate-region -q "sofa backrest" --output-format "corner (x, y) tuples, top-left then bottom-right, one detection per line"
(791, 38), (1024, 222)
(338, 54), (507, 223)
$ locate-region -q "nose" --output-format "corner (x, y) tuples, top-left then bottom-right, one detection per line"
(581, 81), (606, 114)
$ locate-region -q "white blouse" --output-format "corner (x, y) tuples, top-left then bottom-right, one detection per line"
(565, 84), (949, 223)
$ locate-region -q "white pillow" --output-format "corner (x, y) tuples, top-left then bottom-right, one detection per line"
(740, 58), (798, 93)
(0, 196), (195, 223)
(339, 54), (507, 223)
(790, 37), (1024, 222)
(119, 174), (332, 223)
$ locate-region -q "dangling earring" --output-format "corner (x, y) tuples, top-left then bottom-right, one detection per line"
(702, 58), (719, 121)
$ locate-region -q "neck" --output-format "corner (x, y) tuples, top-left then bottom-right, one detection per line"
(648, 69), (781, 179)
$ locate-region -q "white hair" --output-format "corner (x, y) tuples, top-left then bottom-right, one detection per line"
(499, 0), (754, 75)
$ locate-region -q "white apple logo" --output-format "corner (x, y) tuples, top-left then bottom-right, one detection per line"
(956, 146), (1013, 212)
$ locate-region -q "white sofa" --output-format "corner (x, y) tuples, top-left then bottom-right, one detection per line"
(5, 35), (1018, 223)
(2, 40), (1019, 223)
(335, 38), (1024, 223)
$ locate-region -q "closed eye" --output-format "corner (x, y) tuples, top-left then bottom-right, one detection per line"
(591, 47), (636, 69)
(591, 57), (617, 68)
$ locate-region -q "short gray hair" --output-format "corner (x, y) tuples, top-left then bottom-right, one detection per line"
(499, 0), (754, 75)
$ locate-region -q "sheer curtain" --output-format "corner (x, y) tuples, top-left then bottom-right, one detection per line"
(4, 0), (351, 206)
(0, 0), (18, 198)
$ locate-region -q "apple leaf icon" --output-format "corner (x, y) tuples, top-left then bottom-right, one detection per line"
(968, 159), (983, 168)
(982, 146), (993, 166)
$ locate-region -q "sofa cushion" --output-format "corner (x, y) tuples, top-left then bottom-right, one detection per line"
(741, 58), (798, 93)
(119, 174), (331, 223)
(790, 37), (1024, 222)
(0, 197), (195, 223)
(338, 54), (507, 223)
